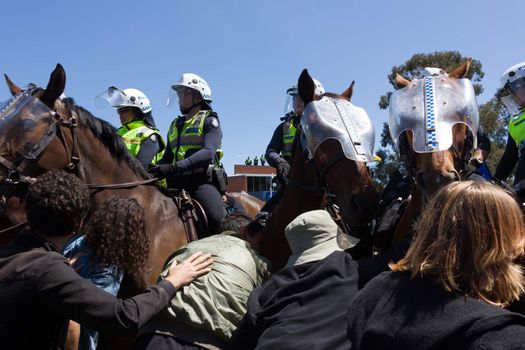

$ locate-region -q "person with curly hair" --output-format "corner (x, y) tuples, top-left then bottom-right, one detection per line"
(63, 196), (152, 349)
(0, 170), (213, 350)
(347, 181), (525, 350)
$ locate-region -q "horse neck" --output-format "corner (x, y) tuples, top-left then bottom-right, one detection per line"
(76, 125), (142, 185)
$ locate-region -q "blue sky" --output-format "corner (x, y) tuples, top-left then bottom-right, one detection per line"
(2, 0), (523, 174)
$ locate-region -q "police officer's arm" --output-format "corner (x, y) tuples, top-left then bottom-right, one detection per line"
(175, 116), (222, 172)
(494, 133), (519, 181)
(157, 138), (174, 165)
(136, 135), (161, 168)
(265, 123), (286, 168)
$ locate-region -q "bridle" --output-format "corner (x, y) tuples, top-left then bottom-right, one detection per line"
(285, 125), (361, 236)
(0, 92), (156, 236)
(398, 127), (474, 181)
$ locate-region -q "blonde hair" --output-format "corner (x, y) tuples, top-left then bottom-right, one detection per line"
(391, 181), (525, 306)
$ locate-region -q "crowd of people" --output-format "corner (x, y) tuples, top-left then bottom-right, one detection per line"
(1, 61), (525, 350)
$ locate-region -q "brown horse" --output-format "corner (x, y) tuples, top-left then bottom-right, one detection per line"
(260, 69), (378, 270)
(226, 191), (264, 218)
(386, 59), (480, 244)
(0, 64), (188, 292)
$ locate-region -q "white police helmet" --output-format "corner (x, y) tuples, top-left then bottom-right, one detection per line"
(95, 87), (152, 114)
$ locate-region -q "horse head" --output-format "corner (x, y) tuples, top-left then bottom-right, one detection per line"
(390, 59), (479, 199)
(0, 65), (70, 232)
(297, 69), (378, 226)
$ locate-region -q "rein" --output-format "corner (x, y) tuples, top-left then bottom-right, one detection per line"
(287, 127), (354, 236)
(0, 104), (158, 237)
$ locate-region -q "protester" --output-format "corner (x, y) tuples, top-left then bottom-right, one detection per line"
(347, 181), (525, 350)
(0, 170), (213, 350)
(135, 212), (271, 350)
(230, 210), (359, 350)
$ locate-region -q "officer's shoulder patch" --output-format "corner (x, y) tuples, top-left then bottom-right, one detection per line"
(150, 134), (157, 142)
(210, 118), (220, 129)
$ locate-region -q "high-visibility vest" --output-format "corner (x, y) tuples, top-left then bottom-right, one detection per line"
(116, 119), (165, 164)
(509, 109), (525, 149)
(282, 121), (296, 160)
(167, 110), (223, 165)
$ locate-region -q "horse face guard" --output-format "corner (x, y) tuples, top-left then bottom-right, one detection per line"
(0, 91), (80, 208)
(389, 76), (479, 153)
(300, 96), (375, 163)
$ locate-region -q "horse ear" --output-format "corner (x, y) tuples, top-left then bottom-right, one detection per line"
(4, 74), (22, 96)
(448, 58), (472, 79)
(41, 64), (66, 108)
(341, 81), (355, 101)
(395, 74), (411, 89)
(298, 69), (315, 106)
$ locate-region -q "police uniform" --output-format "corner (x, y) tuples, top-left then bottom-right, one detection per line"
(117, 119), (165, 168)
(262, 114), (298, 213)
(495, 109), (525, 186)
(158, 110), (226, 234)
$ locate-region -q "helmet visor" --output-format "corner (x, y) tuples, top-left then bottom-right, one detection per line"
(389, 76), (479, 153)
(508, 77), (525, 106)
(95, 86), (126, 109)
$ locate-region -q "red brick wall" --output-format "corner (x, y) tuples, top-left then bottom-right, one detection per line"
(234, 165), (276, 175)
(228, 176), (247, 192)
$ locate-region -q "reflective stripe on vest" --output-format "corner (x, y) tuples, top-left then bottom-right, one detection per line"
(509, 110), (525, 150)
(282, 121), (296, 158)
(168, 111), (223, 165)
(116, 119), (166, 164)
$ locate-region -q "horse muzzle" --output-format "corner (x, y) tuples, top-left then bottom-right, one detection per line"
(416, 170), (460, 199)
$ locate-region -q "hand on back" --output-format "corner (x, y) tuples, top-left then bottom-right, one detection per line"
(165, 252), (213, 289)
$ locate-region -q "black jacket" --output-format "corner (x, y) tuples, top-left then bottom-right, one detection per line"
(0, 231), (176, 350)
(230, 251), (356, 350)
(347, 271), (525, 350)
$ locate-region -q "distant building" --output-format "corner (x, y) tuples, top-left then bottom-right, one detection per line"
(228, 164), (276, 201)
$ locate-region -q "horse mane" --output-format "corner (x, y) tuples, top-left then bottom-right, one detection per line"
(61, 98), (151, 180)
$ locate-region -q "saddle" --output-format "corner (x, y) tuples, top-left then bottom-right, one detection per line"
(166, 189), (208, 243)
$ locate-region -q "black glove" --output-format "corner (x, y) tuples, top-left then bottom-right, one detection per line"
(148, 164), (177, 179)
(277, 161), (290, 181)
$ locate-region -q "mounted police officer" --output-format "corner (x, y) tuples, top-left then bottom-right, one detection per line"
(261, 79), (325, 213)
(495, 62), (525, 195)
(149, 73), (227, 234)
(96, 87), (165, 168)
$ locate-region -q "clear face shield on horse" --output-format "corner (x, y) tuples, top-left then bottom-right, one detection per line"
(388, 76), (479, 154)
(300, 96), (375, 163)
(0, 91), (57, 160)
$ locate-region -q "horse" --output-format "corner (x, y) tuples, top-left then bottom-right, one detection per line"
(259, 69), (379, 270)
(226, 191), (264, 218)
(0, 64), (189, 294)
(378, 59), (480, 247)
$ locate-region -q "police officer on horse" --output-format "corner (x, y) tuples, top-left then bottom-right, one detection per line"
(149, 73), (227, 234)
(96, 87), (166, 168)
(261, 78), (324, 213)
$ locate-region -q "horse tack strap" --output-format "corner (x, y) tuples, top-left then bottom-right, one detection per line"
(85, 178), (159, 190)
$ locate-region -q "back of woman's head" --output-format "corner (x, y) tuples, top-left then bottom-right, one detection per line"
(85, 196), (149, 289)
(391, 181), (525, 306)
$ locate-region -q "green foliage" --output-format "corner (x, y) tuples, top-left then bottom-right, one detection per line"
(378, 51), (484, 110)
(371, 50), (506, 190)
